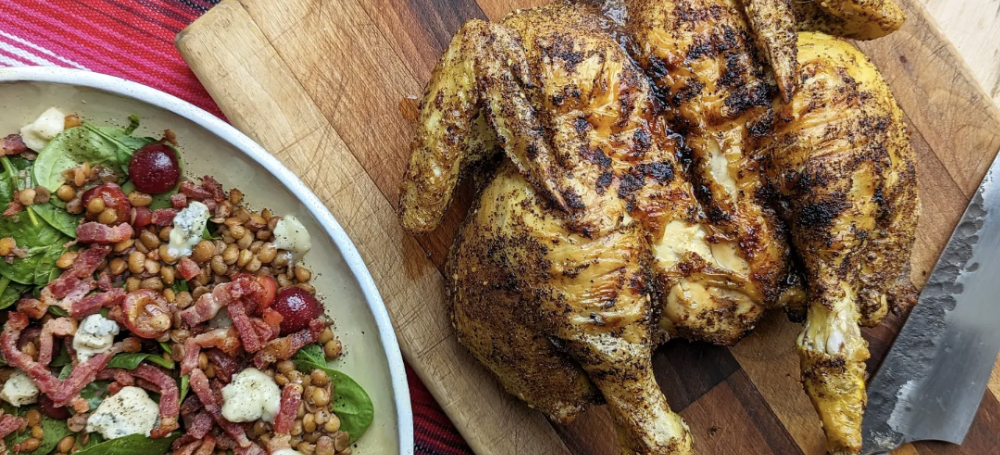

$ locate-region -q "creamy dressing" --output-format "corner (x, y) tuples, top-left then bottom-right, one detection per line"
(20, 107), (66, 151)
(220, 368), (281, 423)
(272, 215), (311, 257)
(0, 370), (39, 407)
(272, 450), (305, 455)
(86, 386), (160, 439)
(168, 201), (211, 258)
(73, 313), (120, 363)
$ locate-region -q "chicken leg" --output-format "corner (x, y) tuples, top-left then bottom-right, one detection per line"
(758, 32), (919, 453)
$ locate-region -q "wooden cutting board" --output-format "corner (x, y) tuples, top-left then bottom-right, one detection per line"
(175, 0), (1000, 453)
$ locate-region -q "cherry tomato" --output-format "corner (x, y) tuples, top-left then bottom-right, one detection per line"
(122, 289), (171, 339)
(81, 182), (131, 224)
(256, 275), (277, 309)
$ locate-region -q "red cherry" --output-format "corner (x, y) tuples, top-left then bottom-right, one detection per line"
(272, 287), (323, 335)
(81, 182), (131, 224)
(129, 143), (180, 194)
(38, 395), (71, 420)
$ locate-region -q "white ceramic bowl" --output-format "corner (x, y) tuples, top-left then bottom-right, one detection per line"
(0, 66), (413, 455)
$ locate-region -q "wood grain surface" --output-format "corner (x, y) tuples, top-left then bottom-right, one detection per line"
(175, 0), (1000, 454)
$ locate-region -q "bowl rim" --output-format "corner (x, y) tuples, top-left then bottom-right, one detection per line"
(0, 66), (414, 454)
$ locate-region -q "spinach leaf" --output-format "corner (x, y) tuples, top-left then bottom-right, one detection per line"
(159, 342), (173, 355)
(179, 375), (190, 404)
(124, 114), (141, 135)
(32, 244), (65, 286)
(48, 306), (69, 317)
(0, 277), (29, 310)
(80, 433), (104, 449)
(80, 381), (111, 411)
(106, 352), (175, 370)
(0, 211), (69, 285)
(170, 280), (189, 294)
(32, 126), (122, 191)
(58, 364), (71, 380)
(30, 203), (81, 238)
(293, 344), (374, 442)
(5, 410), (72, 455)
(50, 343), (72, 367)
(73, 432), (179, 455)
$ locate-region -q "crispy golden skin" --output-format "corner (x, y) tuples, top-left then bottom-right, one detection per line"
(792, 0), (906, 39)
(758, 32), (919, 454)
(404, 4), (695, 453)
(624, 0), (803, 345)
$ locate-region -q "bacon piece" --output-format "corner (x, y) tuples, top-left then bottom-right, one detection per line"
(172, 439), (203, 455)
(70, 288), (126, 318)
(200, 176), (226, 201)
(205, 348), (245, 384)
(227, 300), (261, 353)
(1, 134), (27, 155)
(177, 257), (201, 281)
(194, 327), (241, 357)
(3, 200), (22, 217)
(194, 435), (217, 455)
(51, 345), (122, 406)
(273, 384), (302, 434)
(134, 364), (180, 438)
(180, 394), (203, 416)
(66, 245), (111, 279)
(132, 206), (153, 229)
(42, 278), (94, 312)
(38, 317), (76, 365)
(152, 208), (178, 226)
(181, 338), (200, 376)
(97, 368), (135, 386)
(97, 271), (113, 291)
(254, 319), (326, 369)
(189, 368), (252, 448)
(233, 443), (267, 455)
(171, 193), (188, 209)
(16, 298), (47, 319)
(2, 313), (62, 395)
(179, 276), (261, 326)
(0, 414), (24, 439)
(180, 181), (213, 201)
(77, 222), (134, 244)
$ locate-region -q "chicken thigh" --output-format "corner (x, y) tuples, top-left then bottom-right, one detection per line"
(757, 32), (919, 454)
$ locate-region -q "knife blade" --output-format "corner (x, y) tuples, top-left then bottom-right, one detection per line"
(861, 154), (1000, 454)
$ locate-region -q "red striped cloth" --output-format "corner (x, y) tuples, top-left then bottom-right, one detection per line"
(0, 2), (472, 454)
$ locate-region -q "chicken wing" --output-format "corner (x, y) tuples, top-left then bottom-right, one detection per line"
(792, 0), (906, 40)
(758, 32), (919, 453)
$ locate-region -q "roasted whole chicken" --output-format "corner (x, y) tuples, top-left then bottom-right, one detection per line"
(398, 0), (918, 454)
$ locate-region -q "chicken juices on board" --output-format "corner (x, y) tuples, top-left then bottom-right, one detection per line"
(400, 3), (697, 453)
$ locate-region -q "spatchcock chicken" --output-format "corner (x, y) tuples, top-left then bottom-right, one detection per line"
(397, 0), (919, 454)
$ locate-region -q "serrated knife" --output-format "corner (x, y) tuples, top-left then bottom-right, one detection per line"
(861, 154), (1000, 454)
